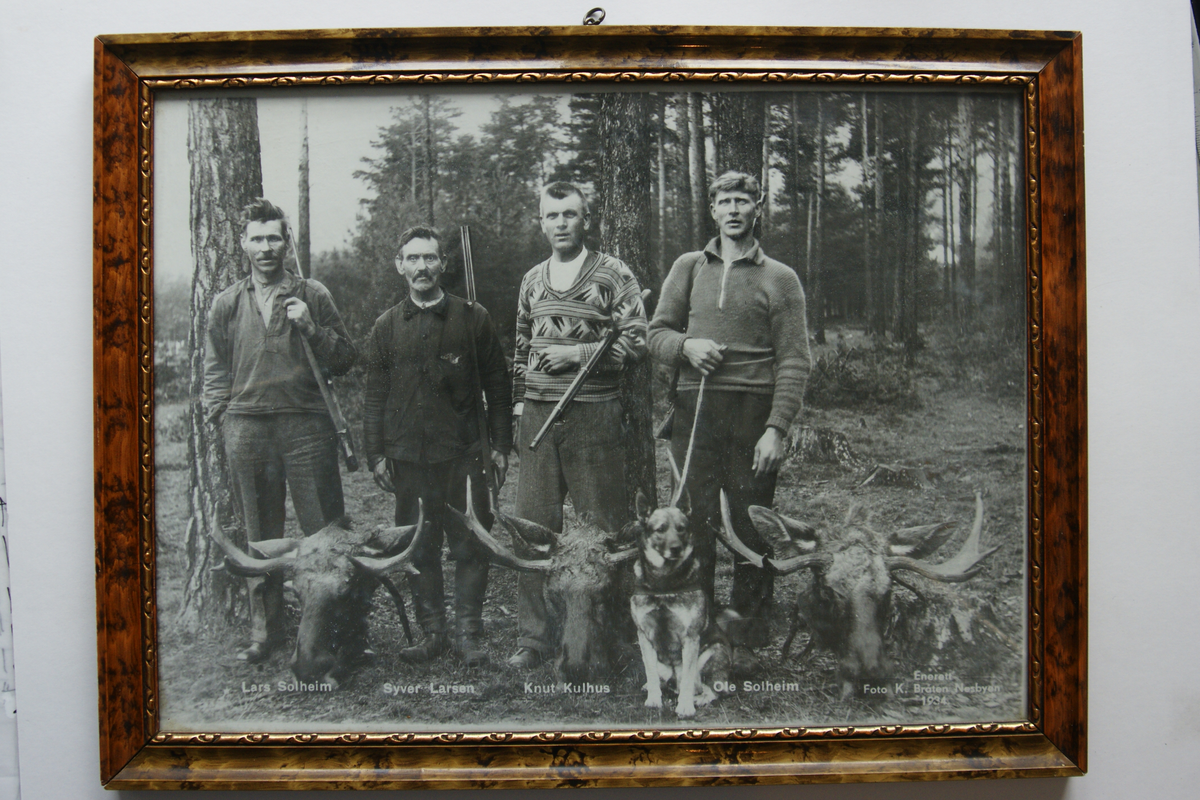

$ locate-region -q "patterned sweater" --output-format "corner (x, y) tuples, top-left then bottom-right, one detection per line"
(513, 250), (648, 404)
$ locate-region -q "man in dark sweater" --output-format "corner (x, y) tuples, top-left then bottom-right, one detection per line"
(363, 226), (513, 667)
(203, 198), (358, 664)
(648, 171), (811, 672)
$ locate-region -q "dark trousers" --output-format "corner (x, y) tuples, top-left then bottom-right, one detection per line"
(223, 412), (344, 645)
(514, 398), (627, 654)
(390, 454), (493, 636)
(671, 389), (777, 646)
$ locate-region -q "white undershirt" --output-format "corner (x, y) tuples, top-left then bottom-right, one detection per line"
(547, 247), (588, 291)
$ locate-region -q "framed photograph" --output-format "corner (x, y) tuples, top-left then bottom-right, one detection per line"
(94, 26), (1085, 788)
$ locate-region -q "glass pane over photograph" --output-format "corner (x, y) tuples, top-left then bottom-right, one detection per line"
(152, 83), (1029, 733)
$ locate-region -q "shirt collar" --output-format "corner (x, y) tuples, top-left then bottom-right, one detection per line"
(249, 270), (301, 294)
(703, 237), (765, 266)
(402, 292), (449, 319)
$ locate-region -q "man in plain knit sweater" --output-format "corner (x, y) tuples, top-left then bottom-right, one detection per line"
(648, 171), (811, 674)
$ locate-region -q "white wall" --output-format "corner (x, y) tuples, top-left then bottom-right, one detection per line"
(2, 1), (1197, 798)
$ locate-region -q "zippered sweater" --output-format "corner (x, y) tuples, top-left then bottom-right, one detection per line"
(648, 239), (811, 433)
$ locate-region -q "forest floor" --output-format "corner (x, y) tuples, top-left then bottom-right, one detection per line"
(153, 323), (1028, 732)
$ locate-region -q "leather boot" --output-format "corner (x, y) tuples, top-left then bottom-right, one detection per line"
(400, 564), (449, 663)
(242, 574), (284, 661)
(454, 559), (490, 667)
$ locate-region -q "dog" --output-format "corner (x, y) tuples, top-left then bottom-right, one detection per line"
(629, 488), (734, 718)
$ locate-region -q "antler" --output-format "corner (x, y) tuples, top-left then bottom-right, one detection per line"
(448, 476), (552, 573)
(350, 499), (426, 576)
(886, 492), (998, 581)
(605, 547), (640, 565)
(208, 520), (297, 576)
(716, 490), (830, 574)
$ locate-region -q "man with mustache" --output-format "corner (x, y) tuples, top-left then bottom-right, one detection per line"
(202, 198), (358, 664)
(648, 171), (811, 674)
(362, 226), (512, 667)
(507, 181), (648, 670)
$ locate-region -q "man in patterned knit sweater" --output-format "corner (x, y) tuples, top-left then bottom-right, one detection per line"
(507, 181), (648, 669)
(648, 171), (811, 674)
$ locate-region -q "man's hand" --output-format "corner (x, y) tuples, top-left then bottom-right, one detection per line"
(540, 344), (582, 374)
(491, 451), (509, 491)
(283, 297), (317, 338)
(372, 461), (395, 494)
(752, 427), (787, 477)
(682, 338), (726, 376)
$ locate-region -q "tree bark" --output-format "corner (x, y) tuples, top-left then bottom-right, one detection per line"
(759, 98), (771, 239)
(599, 93), (657, 513)
(893, 97), (922, 360)
(709, 93), (765, 178)
(958, 95), (977, 326)
(871, 94), (886, 336)
(297, 98), (311, 276)
(687, 93), (707, 249)
(656, 95), (669, 278)
(678, 95), (694, 250)
(181, 97), (264, 632)
(811, 94), (826, 342)
(861, 94), (873, 332)
(422, 95), (435, 225)
(789, 94), (805, 275)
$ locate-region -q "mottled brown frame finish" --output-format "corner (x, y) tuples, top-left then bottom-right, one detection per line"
(94, 26), (1085, 789)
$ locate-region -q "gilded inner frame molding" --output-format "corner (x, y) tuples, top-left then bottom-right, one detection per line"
(136, 68), (1043, 745)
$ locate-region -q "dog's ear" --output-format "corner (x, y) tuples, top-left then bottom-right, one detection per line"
(675, 487), (692, 517)
(635, 489), (653, 520)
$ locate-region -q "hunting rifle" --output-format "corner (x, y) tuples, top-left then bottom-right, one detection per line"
(459, 226), (500, 512)
(528, 325), (622, 451)
(288, 233), (359, 472)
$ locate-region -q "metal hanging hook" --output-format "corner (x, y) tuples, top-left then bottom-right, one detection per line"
(583, 8), (606, 25)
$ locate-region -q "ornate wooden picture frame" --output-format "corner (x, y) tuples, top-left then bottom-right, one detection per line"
(94, 26), (1085, 788)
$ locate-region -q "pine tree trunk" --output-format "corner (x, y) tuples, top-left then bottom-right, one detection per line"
(679, 95), (694, 250)
(181, 97), (264, 632)
(893, 98), (922, 361)
(790, 94), (804, 274)
(759, 98), (771, 239)
(941, 113), (953, 315)
(656, 95), (669, 278)
(811, 94), (826, 342)
(860, 94), (873, 331)
(710, 93), (765, 178)
(422, 95), (435, 225)
(687, 93), (707, 249)
(599, 93), (657, 513)
(1006, 99), (1025, 338)
(872, 94), (886, 336)
(297, 99), (311, 276)
(958, 96), (977, 327)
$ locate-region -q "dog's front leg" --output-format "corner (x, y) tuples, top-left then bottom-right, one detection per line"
(636, 629), (663, 709)
(675, 636), (701, 718)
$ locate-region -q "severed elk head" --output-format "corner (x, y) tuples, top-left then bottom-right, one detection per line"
(449, 477), (638, 683)
(717, 490), (998, 695)
(208, 501), (426, 688)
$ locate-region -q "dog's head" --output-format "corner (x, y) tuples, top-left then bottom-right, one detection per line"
(634, 488), (694, 569)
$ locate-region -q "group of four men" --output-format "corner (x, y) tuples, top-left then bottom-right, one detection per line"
(202, 171), (811, 674)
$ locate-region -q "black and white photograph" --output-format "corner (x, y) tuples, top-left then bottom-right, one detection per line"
(152, 83), (1030, 733)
